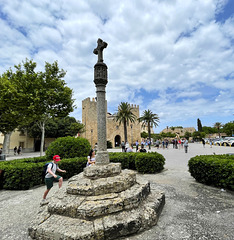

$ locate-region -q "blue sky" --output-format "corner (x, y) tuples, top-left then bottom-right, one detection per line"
(0, 0), (233, 133)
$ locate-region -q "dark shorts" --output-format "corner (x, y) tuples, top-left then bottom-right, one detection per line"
(45, 176), (62, 189)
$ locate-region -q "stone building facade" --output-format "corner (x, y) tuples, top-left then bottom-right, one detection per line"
(0, 130), (55, 154)
(81, 97), (142, 148)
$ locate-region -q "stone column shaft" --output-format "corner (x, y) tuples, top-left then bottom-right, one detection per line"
(94, 62), (109, 165)
(96, 85), (107, 152)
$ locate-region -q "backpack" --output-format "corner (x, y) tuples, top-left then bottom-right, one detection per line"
(42, 162), (54, 178)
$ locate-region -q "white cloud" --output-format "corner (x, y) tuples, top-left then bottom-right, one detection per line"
(0, 0), (233, 132)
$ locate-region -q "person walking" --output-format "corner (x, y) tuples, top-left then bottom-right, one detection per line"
(14, 146), (17, 155)
(209, 139), (213, 148)
(17, 146), (22, 155)
(125, 141), (129, 152)
(121, 141), (125, 152)
(202, 138), (205, 148)
(135, 140), (139, 152)
(41, 155), (66, 205)
(184, 139), (189, 153)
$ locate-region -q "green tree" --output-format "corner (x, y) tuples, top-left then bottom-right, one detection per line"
(213, 122), (222, 138)
(0, 59), (75, 155)
(184, 131), (191, 139)
(138, 109), (160, 149)
(202, 126), (217, 135)
(192, 131), (205, 141)
(115, 102), (137, 143)
(30, 61), (74, 156)
(222, 121), (234, 136)
(197, 118), (203, 132)
(21, 116), (84, 139)
(0, 61), (39, 153)
(141, 131), (148, 139)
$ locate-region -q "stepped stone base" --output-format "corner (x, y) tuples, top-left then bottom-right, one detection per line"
(29, 163), (165, 240)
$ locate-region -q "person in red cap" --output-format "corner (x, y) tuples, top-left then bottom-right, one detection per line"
(41, 155), (66, 205)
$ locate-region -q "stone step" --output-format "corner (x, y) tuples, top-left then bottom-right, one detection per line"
(29, 191), (165, 240)
(67, 169), (136, 196)
(48, 176), (150, 220)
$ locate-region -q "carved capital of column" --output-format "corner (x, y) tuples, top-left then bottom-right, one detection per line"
(94, 62), (108, 86)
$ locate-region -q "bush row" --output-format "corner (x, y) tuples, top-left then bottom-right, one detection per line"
(0, 152), (165, 190)
(0, 156), (87, 190)
(109, 152), (166, 173)
(188, 154), (234, 191)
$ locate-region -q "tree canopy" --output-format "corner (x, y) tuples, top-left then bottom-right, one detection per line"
(21, 116), (84, 138)
(222, 121), (234, 136)
(138, 109), (160, 149)
(0, 59), (75, 154)
(115, 102), (137, 143)
(197, 118), (203, 132)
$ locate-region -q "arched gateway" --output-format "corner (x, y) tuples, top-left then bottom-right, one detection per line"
(114, 135), (121, 147)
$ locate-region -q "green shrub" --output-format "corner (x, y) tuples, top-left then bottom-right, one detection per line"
(0, 156), (87, 190)
(45, 136), (91, 160)
(109, 152), (130, 169)
(56, 157), (87, 179)
(188, 154), (234, 191)
(135, 152), (165, 173)
(0, 151), (166, 190)
(128, 152), (137, 170)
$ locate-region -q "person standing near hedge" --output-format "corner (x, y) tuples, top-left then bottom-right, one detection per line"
(41, 155), (66, 205)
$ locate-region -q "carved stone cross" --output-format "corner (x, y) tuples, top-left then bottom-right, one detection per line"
(93, 38), (108, 63)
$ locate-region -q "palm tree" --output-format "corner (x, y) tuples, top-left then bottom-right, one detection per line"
(214, 122), (222, 138)
(138, 109), (160, 149)
(115, 102), (137, 143)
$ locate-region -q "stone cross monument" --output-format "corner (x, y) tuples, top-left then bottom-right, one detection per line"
(93, 38), (109, 165)
(28, 38), (165, 240)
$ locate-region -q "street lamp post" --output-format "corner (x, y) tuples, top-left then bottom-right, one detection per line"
(131, 124), (133, 147)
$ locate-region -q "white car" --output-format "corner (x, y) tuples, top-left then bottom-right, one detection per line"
(215, 138), (224, 146)
(226, 137), (234, 147)
(222, 137), (232, 146)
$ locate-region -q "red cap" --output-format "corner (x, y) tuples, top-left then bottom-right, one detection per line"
(53, 155), (61, 162)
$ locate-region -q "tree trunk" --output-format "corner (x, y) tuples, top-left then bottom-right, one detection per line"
(124, 120), (128, 143)
(40, 121), (45, 157)
(148, 122), (151, 150)
(3, 132), (12, 155)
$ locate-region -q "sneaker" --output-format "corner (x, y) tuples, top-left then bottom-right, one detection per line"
(40, 199), (49, 206)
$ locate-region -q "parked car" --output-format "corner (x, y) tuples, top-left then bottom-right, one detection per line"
(222, 137), (232, 146)
(227, 137), (234, 147)
(215, 138), (224, 146)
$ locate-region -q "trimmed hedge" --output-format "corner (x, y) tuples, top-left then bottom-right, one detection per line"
(188, 154), (234, 191)
(109, 152), (165, 173)
(0, 151), (165, 190)
(135, 152), (165, 173)
(0, 156), (87, 190)
(45, 136), (91, 160)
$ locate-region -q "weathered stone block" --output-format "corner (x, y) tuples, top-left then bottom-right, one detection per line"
(48, 189), (85, 218)
(67, 170), (136, 196)
(84, 163), (122, 179)
(102, 209), (142, 240)
(77, 196), (124, 219)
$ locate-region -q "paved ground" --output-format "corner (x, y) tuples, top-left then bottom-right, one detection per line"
(0, 143), (234, 240)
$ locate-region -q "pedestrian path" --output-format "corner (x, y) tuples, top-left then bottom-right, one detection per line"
(0, 143), (233, 240)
